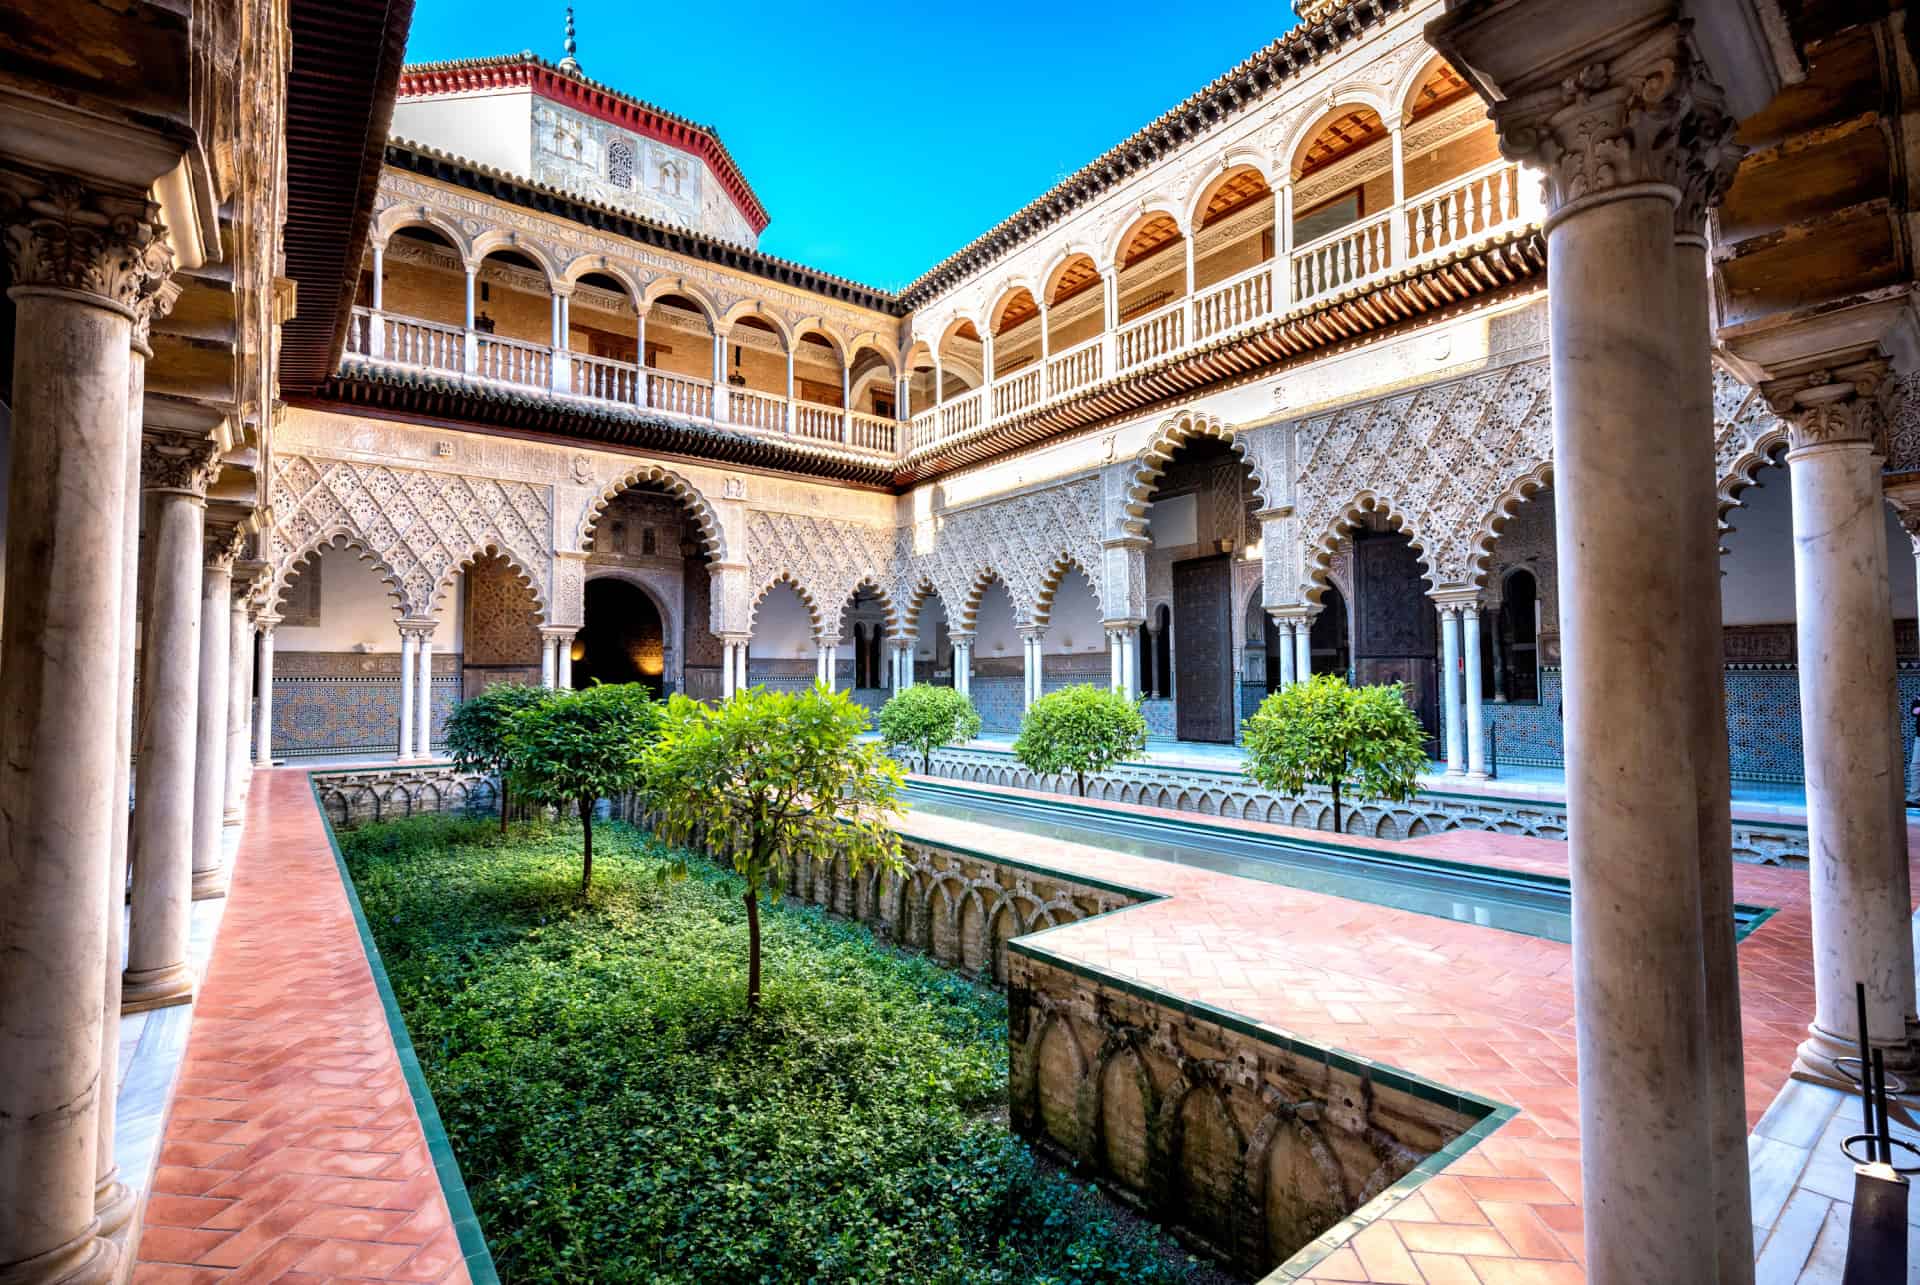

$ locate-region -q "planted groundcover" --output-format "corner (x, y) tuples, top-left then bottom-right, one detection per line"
(342, 815), (1229, 1285)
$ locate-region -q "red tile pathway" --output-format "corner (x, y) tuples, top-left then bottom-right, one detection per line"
(896, 775), (1911, 1284)
(132, 770), (470, 1284)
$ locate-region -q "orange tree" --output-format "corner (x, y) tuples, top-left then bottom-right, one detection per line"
(1241, 673), (1426, 833)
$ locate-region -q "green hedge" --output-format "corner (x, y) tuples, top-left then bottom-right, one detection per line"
(342, 815), (1209, 1284)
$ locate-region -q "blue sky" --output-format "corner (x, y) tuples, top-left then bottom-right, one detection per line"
(403, 2), (1301, 290)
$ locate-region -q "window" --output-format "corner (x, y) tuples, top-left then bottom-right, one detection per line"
(607, 140), (635, 189)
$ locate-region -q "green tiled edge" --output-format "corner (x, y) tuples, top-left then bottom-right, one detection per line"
(306, 773), (502, 1285)
(904, 781), (1780, 942)
(933, 743), (1813, 838)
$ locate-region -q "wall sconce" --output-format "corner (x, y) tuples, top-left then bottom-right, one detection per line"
(570, 640), (585, 661)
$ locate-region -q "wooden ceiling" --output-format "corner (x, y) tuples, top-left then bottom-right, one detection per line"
(1295, 106), (1386, 179)
(1408, 59), (1471, 122)
(1120, 214), (1183, 269)
(1048, 254), (1100, 306)
(994, 288), (1039, 334)
(1199, 167), (1273, 230)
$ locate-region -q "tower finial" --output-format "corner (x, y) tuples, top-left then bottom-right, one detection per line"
(559, 6), (581, 74)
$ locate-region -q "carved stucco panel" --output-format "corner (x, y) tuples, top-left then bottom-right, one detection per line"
(896, 476), (1107, 629)
(268, 453), (553, 620)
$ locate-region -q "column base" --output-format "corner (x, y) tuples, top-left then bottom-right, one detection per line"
(0, 1224), (116, 1285)
(120, 964), (194, 1014)
(1792, 1021), (1920, 1091)
(1463, 770), (1490, 782)
(93, 1174), (135, 1244)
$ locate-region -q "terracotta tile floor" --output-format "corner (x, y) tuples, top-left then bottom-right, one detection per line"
(897, 777), (1908, 1284)
(132, 770), (470, 1284)
(138, 768), (1898, 1285)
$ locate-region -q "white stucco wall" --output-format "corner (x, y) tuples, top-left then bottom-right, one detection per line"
(274, 546), (463, 652)
(391, 89), (534, 175)
(749, 582), (815, 659)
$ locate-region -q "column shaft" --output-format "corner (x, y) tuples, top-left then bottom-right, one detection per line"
(398, 632), (417, 757)
(191, 550), (234, 898)
(1551, 191), (1717, 1281)
(1439, 606), (1464, 774)
(254, 625), (276, 766)
(1463, 606), (1486, 777)
(0, 261), (141, 1285)
(125, 478), (210, 1012)
(225, 597), (252, 824)
(721, 642), (735, 699)
(1292, 621), (1309, 683)
(557, 634), (573, 689)
(1277, 618), (1296, 687)
(415, 636), (434, 759)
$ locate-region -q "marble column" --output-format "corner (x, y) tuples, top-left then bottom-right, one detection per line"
(1771, 360), (1919, 1079)
(736, 638), (750, 693)
(0, 167), (165, 1285)
(191, 525), (242, 899)
(1121, 627), (1140, 701)
(397, 628), (419, 758)
(125, 433), (220, 1012)
(1108, 626), (1124, 691)
(225, 589), (254, 825)
(1275, 613), (1296, 688)
(1292, 619), (1310, 683)
(414, 627), (435, 759)
(1462, 604), (1487, 778)
(1455, 31), (1736, 1279)
(557, 632), (574, 690)
(720, 639), (737, 699)
(539, 631), (557, 689)
(254, 618), (277, 766)
(1438, 604), (1464, 775)
(1021, 627), (1046, 710)
(949, 632), (974, 697)
(816, 637), (837, 691)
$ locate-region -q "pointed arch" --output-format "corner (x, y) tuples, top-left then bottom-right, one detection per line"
(959, 566), (1012, 632)
(835, 575), (898, 637)
(899, 576), (948, 635)
(269, 530), (407, 623)
(1303, 493), (1437, 603)
(1123, 408), (1274, 534)
(577, 463), (725, 560)
(1463, 460), (1554, 588)
(1033, 554), (1102, 626)
(427, 539), (550, 622)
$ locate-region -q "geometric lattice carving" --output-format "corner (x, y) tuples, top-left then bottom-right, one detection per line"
(744, 509), (893, 633)
(894, 476), (1106, 629)
(1713, 370), (1788, 517)
(1296, 358), (1553, 594)
(268, 454), (552, 619)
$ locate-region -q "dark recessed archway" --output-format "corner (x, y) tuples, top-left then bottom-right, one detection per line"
(577, 579), (665, 696)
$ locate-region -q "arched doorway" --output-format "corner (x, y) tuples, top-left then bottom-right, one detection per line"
(1349, 526), (1438, 752)
(1310, 587), (1351, 678)
(577, 579), (665, 695)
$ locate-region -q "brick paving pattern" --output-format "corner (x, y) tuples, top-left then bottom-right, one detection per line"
(132, 770), (469, 1284)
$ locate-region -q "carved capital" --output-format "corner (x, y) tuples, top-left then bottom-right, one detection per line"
(204, 521), (248, 572)
(1490, 26), (1740, 226)
(1764, 359), (1891, 454)
(142, 432), (222, 496)
(0, 168), (173, 313)
(401, 621), (441, 643)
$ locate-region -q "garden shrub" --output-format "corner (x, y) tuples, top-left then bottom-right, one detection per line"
(342, 815), (1207, 1284)
(876, 683), (983, 774)
(1012, 685), (1149, 796)
(1241, 673), (1427, 833)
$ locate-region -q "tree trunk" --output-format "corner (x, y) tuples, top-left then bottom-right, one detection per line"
(578, 797), (594, 893)
(1331, 774), (1343, 836)
(744, 885), (762, 1012)
(1076, 770), (1086, 797)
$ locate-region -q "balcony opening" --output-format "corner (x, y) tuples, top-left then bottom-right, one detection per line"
(1043, 253), (1103, 356)
(1192, 165), (1275, 293)
(934, 320), (983, 405)
(1113, 212), (1185, 326)
(571, 270), (637, 364)
(794, 328), (844, 408)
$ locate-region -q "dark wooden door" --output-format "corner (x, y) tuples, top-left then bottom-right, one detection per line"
(1173, 554), (1234, 743)
(1353, 531), (1438, 752)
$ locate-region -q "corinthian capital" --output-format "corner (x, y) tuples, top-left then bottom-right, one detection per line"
(1764, 359), (1891, 454)
(0, 168), (173, 312)
(142, 431), (223, 496)
(204, 521), (249, 571)
(1490, 25), (1741, 226)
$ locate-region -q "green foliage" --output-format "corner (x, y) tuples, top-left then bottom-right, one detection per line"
(876, 683), (983, 773)
(645, 684), (905, 1009)
(1241, 674), (1428, 833)
(340, 815), (1202, 1284)
(1012, 684), (1149, 796)
(503, 683), (660, 891)
(444, 682), (552, 830)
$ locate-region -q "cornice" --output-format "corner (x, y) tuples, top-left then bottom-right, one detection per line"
(895, 0), (1412, 306)
(396, 53), (770, 234)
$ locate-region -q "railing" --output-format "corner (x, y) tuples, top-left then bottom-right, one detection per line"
(938, 389), (982, 444)
(908, 407), (939, 453)
(1292, 207), (1396, 305)
(1192, 263), (1275, 342)
(476, 333), (552, 389)
(1046, 336), (1103, 399)
(571, 353), (640, 404)
(1405, 159), (1528, 257)
(1116, 299), (1185, 371)
(728, 386), (786, 432)
(991, 366), (1043, 420)
(794, 401), (843, 443)
(646, 369), (713, 419)
(848, 411), (897, 455)
(382, 314), (465, 372)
